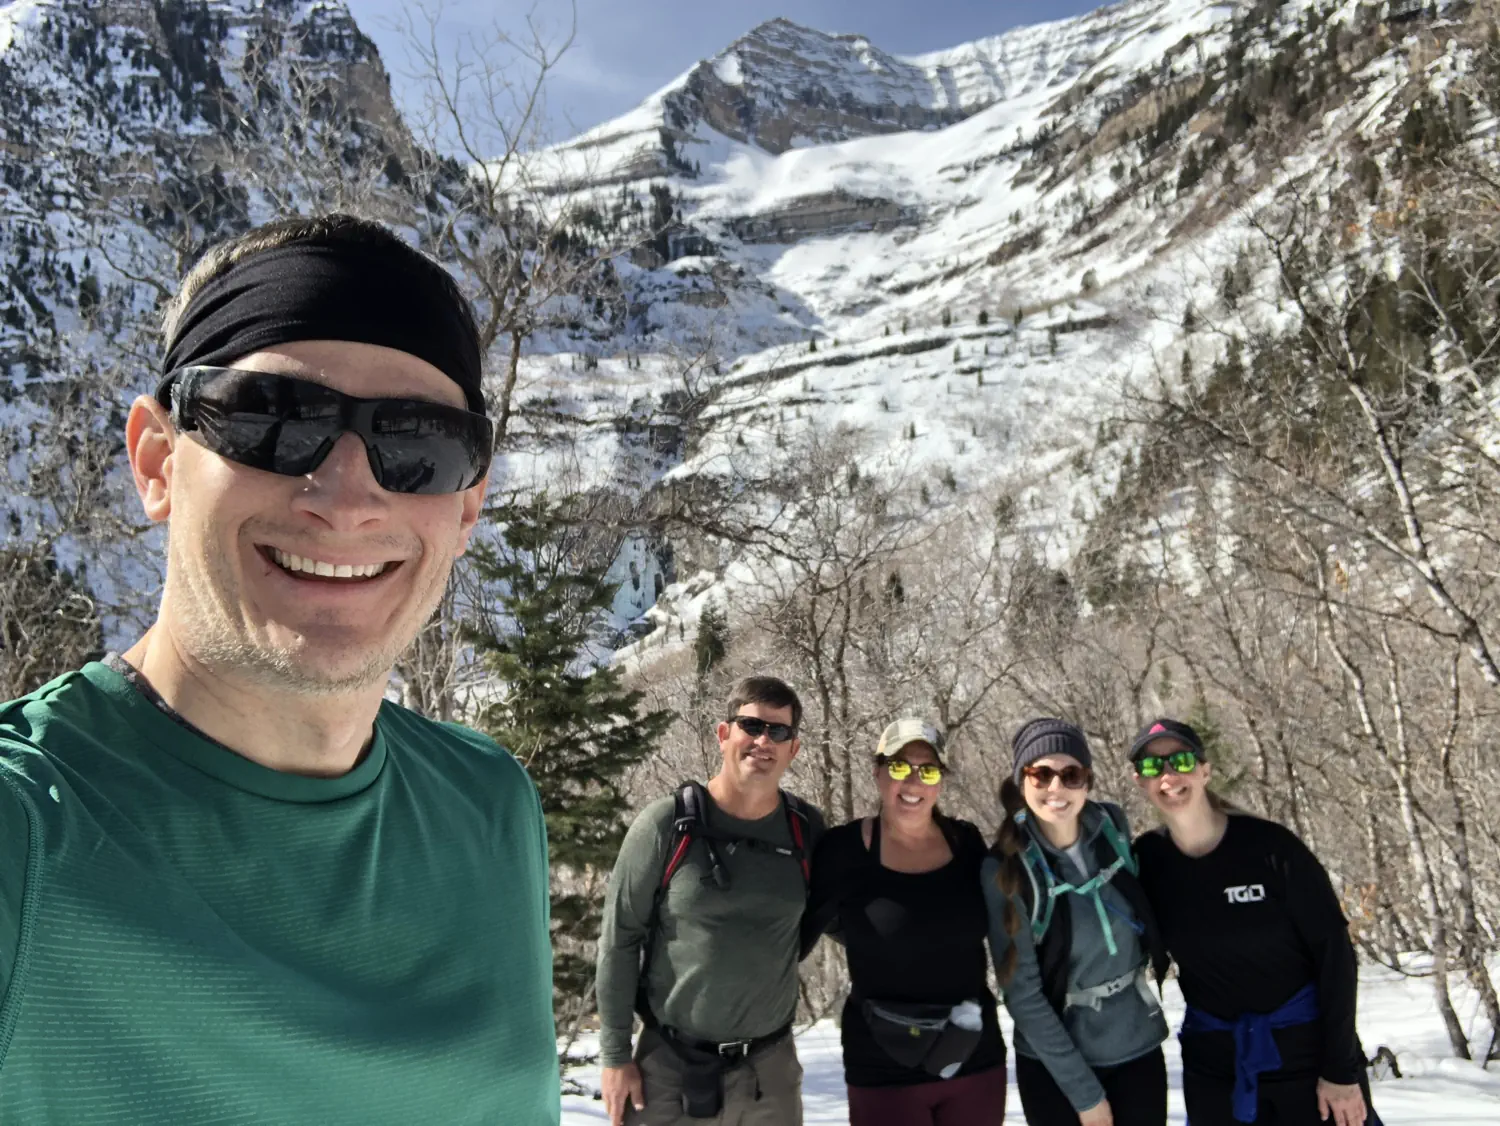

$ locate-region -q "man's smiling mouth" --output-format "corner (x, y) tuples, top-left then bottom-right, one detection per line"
(263, 546), (398, 581)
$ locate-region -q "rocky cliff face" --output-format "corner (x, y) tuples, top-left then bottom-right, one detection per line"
(0, 0), (413, 380)
(658, 18), (974, 155)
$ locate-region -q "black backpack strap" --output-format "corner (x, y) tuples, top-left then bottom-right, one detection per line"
(638, 782), (715, 1022)
(666, 781), (728, 891)
(780, 790), (812, 888)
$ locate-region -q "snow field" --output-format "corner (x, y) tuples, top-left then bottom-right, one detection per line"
(560, 961), (1500, 1123)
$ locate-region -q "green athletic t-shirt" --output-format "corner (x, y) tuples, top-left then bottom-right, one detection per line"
(0, 661), (559, 1125)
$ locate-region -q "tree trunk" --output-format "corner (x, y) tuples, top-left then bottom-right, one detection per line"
(1440, 734), (1500, 1059)
(835, 596), (855, 824)
(814, 675), (836, 816)
(1391, 763), (1470, 1058)
(495, 326), (524, 442)
(1323, 611), (1470, 1058)
(1360, 789), (1409, 962)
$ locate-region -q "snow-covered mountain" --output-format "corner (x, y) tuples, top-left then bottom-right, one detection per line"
(551, 1), (1229, 174)
(509, 0), (1477, 553)
(0, 0), (1484, 640)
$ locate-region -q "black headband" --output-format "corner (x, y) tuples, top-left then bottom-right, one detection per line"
(159, 240), (484, 415)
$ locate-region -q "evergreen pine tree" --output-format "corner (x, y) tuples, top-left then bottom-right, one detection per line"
(467, 493), (674, 1039)
(695, 600), (729, 675)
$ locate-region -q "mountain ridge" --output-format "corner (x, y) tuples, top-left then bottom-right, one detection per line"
(0, 0), (1486, 651)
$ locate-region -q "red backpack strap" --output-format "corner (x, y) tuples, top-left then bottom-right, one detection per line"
(639, 782), (706, 1021)
(660, 782), (705, 889)
(781, 791), (812, 887)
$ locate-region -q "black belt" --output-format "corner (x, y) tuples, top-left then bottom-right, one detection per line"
(655, 1021), (791, 1063)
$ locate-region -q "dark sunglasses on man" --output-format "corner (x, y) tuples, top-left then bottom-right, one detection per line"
(163, 366), (494, 495)
(729, 715), (797, 744)
(1021, 763), (1091, 790)
(1133, 749), (1201, 778)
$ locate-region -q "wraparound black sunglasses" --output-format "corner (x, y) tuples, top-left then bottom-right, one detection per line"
(729, 715), (798, 743)
(164, 366), (494, 495)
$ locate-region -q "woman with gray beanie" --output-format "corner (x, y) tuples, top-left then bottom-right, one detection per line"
(980, 718), (1169, 1126)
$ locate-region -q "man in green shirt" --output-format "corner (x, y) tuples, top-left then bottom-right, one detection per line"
(596, 676), (825, 1126)
(0, 215), (558, 1123)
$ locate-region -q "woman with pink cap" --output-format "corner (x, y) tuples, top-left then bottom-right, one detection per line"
(1129, 717), (1379, 1126)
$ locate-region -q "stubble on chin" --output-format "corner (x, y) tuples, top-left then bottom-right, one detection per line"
(167, 535), (451, 700)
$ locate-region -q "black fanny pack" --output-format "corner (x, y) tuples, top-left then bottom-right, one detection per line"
(861, 998), (984, 1079)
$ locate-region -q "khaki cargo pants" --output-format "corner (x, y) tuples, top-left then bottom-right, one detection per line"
(624, 1027), (804, 1126)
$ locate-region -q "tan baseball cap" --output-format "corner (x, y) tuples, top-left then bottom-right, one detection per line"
(875, 717), (947, 765)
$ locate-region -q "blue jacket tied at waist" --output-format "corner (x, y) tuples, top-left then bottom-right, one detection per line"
(1180, 983), (1320, 1123)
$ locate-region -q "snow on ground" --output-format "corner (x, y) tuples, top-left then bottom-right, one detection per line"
(560, 961), (1500, 1123)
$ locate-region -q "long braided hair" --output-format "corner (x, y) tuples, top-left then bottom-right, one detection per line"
(988, 775), (1030, 987)
(989, 717), (1096, 987)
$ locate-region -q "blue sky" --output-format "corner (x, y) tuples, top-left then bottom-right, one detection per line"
(345, 0), (1102, 144)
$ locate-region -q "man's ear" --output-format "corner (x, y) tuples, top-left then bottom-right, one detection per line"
(788, 736), (801, 763)
(454, 474), (488, 557)
(126, 395), (175, 523)
(715, 721), (731, 745)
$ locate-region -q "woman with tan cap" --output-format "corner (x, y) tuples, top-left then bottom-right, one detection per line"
(800, 717), (1008, 1124)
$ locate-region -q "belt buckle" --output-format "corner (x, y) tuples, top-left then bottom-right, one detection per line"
(718, 1038), (752, 1060)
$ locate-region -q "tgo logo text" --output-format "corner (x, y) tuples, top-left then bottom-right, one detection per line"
(1224, 884), (1266, 904)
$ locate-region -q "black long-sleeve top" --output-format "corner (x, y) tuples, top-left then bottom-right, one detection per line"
(801, 817), (1006, 1088)
(1134, 814), (1364, 1085)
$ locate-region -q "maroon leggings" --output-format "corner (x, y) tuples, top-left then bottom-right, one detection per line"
(847, 1063), (1008, 1125)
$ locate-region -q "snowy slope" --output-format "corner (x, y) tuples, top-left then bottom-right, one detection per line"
(560, 960), (1500, 1123)
(500, 0), (1465, 559)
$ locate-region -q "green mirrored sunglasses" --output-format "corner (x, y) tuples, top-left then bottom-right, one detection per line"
(1134, 749), (1201, 778)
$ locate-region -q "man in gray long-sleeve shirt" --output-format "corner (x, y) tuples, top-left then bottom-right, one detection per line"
(596, 676), (825, 1126)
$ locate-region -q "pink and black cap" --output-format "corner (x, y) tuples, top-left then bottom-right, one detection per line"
(1129, 718), (1206, 763)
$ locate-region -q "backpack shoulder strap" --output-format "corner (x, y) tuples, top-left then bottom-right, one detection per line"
(780, 790), (812, 887)
(1096, 804), (1138, 878)
(659, 782), (702, 889)
(1015, 817), (1055, 941)
(639, 783), (707, 1022)
(934, 814), (969, 858)
(661, 781), (730, 891)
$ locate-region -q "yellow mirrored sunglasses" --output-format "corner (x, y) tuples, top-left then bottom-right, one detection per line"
(885, 759), (943, 785)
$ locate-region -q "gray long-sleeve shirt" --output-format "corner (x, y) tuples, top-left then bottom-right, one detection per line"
(981, 809), (1168, 1113)
(594, 791), (824, 1067)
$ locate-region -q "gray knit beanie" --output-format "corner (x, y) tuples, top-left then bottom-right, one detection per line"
(1011, 718), (1092, 783)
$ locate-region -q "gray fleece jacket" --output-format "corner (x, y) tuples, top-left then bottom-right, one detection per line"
(980, 801), (1168, 1113)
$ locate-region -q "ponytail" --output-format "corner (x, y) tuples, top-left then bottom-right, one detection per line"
(988, 777), (1030, 987)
